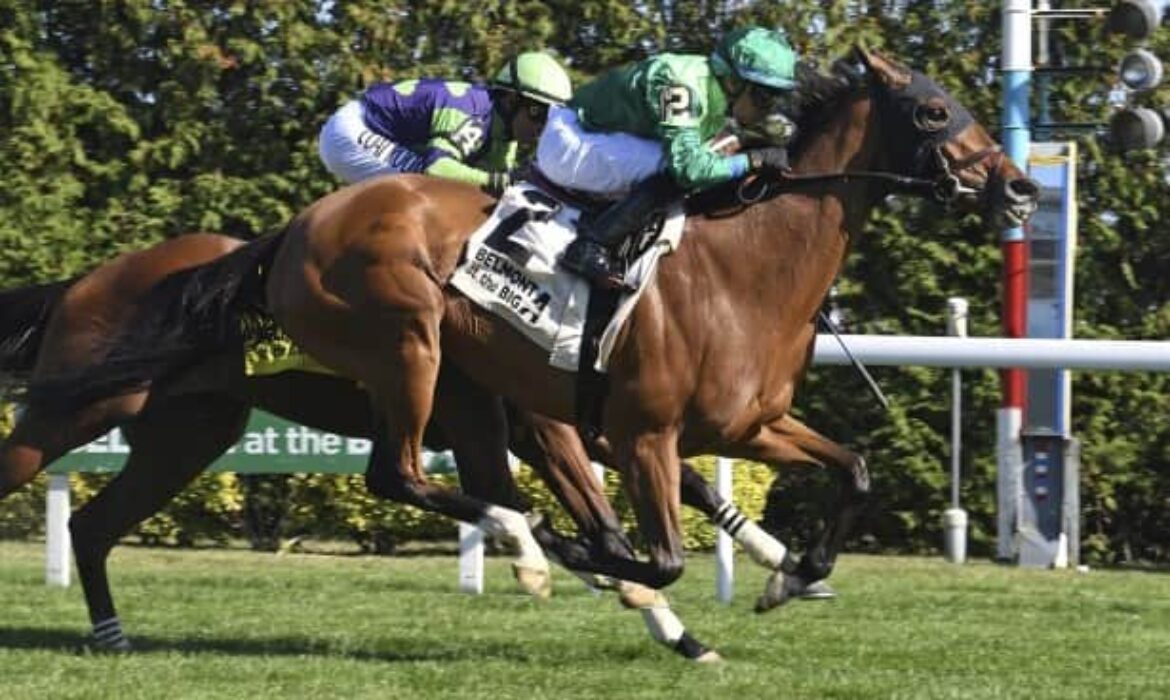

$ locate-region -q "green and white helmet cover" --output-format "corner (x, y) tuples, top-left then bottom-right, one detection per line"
(710, 26), (798, 91)
(491, 51), (573, 106)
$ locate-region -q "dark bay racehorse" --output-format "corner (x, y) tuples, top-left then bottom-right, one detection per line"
(25, 48), (1038, 647)
(0, 234), (782, 661)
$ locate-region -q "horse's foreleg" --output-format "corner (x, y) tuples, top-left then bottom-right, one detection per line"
(525, 500), (718, 663)
(70, 393), (249, 651)
(762, 415), (869, 584)
(725, 414), (868, 611)
(619, 430), (685, 589)
(507, 409), (634, 563)
(679, 460), (792, 572)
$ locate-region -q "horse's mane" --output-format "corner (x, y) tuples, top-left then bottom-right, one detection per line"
(788, 59), (865, 158)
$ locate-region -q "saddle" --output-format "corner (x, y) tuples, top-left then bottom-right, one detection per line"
(449, 179), (685, 437)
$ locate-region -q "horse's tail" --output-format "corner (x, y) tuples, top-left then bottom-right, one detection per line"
(26, 232), (288, 409)
(0, 277), (78, 379)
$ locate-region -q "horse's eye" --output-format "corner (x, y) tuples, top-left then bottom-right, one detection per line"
(914, 102), (951, 132)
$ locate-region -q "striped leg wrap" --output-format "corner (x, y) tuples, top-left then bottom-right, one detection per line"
(714, 503), (787, 570)
(712, 502), (749, 536)
(91, 617), (131, 651)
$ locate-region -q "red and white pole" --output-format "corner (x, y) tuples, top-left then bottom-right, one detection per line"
(998, 0), (1032, 561)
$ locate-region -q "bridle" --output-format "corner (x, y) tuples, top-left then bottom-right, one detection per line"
(737, 67), (1005, 207)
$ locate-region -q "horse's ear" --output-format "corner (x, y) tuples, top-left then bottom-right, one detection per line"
(854, 43), (911, 90)
(832, 50), (867, 88)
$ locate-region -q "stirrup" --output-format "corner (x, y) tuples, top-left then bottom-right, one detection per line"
(561, 240), (634, 293)
(593, 272), (634, 293)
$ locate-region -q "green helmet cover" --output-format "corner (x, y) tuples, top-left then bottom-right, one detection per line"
(711, 26), (798, 91)
(491, 51), (573, 105)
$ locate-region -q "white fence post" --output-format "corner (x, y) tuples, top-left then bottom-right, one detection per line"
(591, 461), (606, 487)
(458, 522), (484, 594)
(944, 298), (970, 564)
(715, 458), (734, 603)
(45, 474), (71, 587)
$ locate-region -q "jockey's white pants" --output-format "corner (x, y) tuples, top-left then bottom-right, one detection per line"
(318, 100), (425, 183)
(535, 106), (666, 198)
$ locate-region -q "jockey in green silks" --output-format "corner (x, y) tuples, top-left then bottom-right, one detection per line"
(534, 26), (807, 288)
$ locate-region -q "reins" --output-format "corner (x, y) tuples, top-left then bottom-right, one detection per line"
(736, 146), (1003, 206)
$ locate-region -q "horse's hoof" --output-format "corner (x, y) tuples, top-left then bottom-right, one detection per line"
(89, 637), (133, 653)
(512, 563), (553, 599)
(694, 650), (724, 664)
(617, 581), (665, 609)
(799, 579), (838, 600)
(754, 570), (802, 613)
(576, 572), (618, 591)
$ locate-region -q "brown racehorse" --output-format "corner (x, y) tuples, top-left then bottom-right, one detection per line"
(26, 48), (1038, 604)
(0, 234), (768, 661)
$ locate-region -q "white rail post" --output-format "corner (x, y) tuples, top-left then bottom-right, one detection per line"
(944, 298), (969, 564)
(45, 473), (72, 587)
(715, 458), (734, 602)
(458, 522), (484, 595)
(591, 461), (606, 487)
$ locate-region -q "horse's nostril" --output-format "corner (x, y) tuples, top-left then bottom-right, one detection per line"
(1008, 177), (1040, 201)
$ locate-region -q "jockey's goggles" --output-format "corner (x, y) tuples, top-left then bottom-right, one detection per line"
(749, 84), (799, 118)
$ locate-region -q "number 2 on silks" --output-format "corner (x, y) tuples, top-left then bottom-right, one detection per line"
(660, 86), (693, 119)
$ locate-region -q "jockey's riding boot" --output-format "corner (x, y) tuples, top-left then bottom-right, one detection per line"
(560, 174), (680, 290)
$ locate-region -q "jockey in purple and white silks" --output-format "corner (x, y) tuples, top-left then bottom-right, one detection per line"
(319, 52), (572, 194)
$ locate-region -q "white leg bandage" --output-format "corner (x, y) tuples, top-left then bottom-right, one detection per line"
(477, 505), (548, 570)
(639, 605), (686, 646)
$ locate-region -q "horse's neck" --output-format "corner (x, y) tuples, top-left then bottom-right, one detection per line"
(714, 98), (880, 318)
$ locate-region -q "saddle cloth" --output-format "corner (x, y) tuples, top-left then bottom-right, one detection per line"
(449, 183), (684, 372)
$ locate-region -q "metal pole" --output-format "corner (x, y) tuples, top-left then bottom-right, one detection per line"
(947, 299), (969, 509)
(1000, 0), (1032, 563)
(1036, 0), (1053, 132)
(944, 299), (969, 564)
(811, 335), (1170, 370)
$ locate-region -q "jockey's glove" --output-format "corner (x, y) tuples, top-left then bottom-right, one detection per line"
(484, 170), (513, 197)
(747, 147), (790, 174)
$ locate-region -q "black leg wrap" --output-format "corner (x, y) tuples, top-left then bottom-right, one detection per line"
(673, 631), (711, 661)
(780, 550), (801, 575)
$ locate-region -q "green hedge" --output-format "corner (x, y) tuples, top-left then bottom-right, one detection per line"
(0, 456), (775, 554)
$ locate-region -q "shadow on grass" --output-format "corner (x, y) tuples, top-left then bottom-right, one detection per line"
(0, 625), (639, 663)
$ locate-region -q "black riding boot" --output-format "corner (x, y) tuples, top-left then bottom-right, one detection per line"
(560, 175), (680, 289)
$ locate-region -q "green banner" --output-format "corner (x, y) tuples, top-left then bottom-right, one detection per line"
(49, 410), (455, 475)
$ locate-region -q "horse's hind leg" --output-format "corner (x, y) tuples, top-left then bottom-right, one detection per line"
(725, 414), (869, 612)
(432, 366), (551, 597)
(69, 394), (249, 651)
(0, 397), (143, 499)
(356, 283), (547, 586)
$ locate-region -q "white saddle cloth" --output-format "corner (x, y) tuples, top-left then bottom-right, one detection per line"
(449, 184), (684, 372)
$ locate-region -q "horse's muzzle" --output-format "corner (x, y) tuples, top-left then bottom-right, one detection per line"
(993, 175), (1040, 228)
